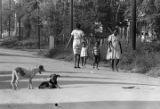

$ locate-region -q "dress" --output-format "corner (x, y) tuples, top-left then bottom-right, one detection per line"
(80, 47), (88, 57)
(71, 29), (84, 54)
(106, 34), (121, 60)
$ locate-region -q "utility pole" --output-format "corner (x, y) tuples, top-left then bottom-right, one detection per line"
(131, 0), (136, 50)
(66, 0), (73, 48)
(37, 0), (40, 49)
(0, 0), (2, 39)
(9, 0), (11, 37)
(70, 0), (73, 33)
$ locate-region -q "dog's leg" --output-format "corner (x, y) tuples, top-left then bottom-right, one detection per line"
(11, 70), (16, 90)
(28, 78), (33, 89)
(56, 84), (60, 88)
(11, 80), (16, 90)
(28, 79), (31, 89)
(15, 71), (19, 89)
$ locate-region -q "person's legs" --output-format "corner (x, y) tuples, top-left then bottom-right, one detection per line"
(115, 59), (120, 72)
(81, 57), (84, 66)
(111, 59), (115, 71)
(74, 54), (77, 68)
(77, 54), (80, 68)
(93, 55), (96, 68)
(84, 56), (87, 67)
(96, 55), (100, 70)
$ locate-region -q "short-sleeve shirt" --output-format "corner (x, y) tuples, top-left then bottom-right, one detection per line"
(93, 46), (100, 56)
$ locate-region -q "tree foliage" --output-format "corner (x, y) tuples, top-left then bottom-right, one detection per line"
(2, 0), (160, 41)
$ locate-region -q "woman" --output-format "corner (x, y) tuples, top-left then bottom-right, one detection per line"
(106, 30), (122, 71)
(71, 23), (84, 68)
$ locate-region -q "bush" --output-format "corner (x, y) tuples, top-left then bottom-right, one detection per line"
(120, 40), (160, 74)
(44, 39), (160, 74)
(0, 37), (48, 49)
(0, 37), (19, 48)
(45, 46), (73, 61)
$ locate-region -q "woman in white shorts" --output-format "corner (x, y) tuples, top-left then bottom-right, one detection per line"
(71, 23), (84, 68)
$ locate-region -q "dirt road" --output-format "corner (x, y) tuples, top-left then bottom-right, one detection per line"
(0, 48), (160, 109)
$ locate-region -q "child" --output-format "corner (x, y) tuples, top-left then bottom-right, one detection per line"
(80, 41), (88, 67)
(92, 41), (100, 70)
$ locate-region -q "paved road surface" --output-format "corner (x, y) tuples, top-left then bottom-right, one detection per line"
(0, 48), (160, 109)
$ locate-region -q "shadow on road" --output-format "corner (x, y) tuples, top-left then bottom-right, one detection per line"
(1, 70), (160, 90)
(1, 101), (160, 109)
(0, 53), (39, 58)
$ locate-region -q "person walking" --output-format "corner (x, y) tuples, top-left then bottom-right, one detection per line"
(71, 23), (84, 68)
(93, 41), (101, 70)
(106, 30), (122, 72)
(80, 41), (88, 67)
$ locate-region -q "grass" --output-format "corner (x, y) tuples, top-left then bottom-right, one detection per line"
(37, 40), (160, 75)
(120, 40), (160, 74)
(0, 38), (48, 49)
(1, 37), (160, 75)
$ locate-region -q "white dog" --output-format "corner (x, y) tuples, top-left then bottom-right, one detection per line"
(11, 65), (45, 90)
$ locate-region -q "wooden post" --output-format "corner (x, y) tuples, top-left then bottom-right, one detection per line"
(37, 0), (40, 49)
(18, 18), (21, 40)
(0, 0), (2, 39)
(66, 0), (73, 48)
(70, 0), (73, 33)
(9, 0), (11, 37)
(49, 36), (55, 49)
(131, 0), (136, 50)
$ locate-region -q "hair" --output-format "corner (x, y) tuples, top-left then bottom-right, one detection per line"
(76, 23), (81, 29)
(39, 65), (45, 72)
(145, 32), (148, 35)
(95, 41), (100, 46)
(113, 29), (118, 36)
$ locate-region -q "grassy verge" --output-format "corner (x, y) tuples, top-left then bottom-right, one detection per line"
(0, 38), (48, 49)
(120, 40), (160, 74)
(43, 40), (160, 75)
(1, 37), (160, 76)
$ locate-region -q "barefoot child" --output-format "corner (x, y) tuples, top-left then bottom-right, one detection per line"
(81, 41), (88, 67)
(92, 41), (100, 70)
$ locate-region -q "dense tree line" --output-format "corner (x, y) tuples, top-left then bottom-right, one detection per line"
(1, 0), (160, 42)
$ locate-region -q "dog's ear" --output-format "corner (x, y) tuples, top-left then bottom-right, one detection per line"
(57, 75), (60, 77)
(39, 65), (45, 72)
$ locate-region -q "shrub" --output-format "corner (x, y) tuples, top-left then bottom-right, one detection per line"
(120, 40), (160, 74)
(0, 37), (19, 48)
(45, 46), (73, 61)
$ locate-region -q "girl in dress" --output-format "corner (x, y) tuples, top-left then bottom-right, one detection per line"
(80, 41), (88, 67)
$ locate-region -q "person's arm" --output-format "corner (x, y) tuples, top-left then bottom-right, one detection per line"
(119, 41), (122, 54)
(81, 31), (85, 43)
(86, 46), (89, 58)
(66, 31), (74, 48)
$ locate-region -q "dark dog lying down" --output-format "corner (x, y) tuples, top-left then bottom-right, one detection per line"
(39, 74), (60, 89)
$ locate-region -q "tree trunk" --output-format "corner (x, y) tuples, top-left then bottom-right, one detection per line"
(131, 0), (136, 50)
(49, 36), (55, 49)
(0, 0), (2, 39)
